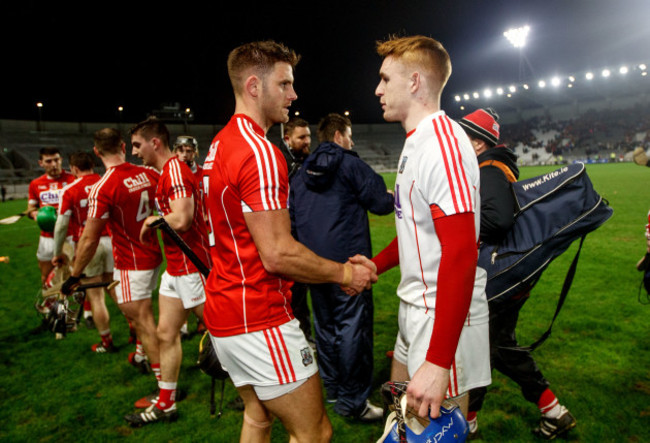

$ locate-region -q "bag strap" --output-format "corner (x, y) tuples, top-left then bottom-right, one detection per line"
(509, 235), (586, 352)
(479, 159), (517, 183)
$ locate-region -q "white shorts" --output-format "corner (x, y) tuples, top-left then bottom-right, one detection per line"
(37, 235), (75, 262)
(36, 236), (55, 261)
(83, 236), (113, 277)
(158, 271), (206, 309)
(209, 319), (317, 401)
(113, 267), (160, 304)
(393, 301), (491, 398)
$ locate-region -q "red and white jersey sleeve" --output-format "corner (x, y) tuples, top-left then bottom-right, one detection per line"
(87, 163), (162, 271)
(155, 157), (211, 276)
(393, 111), (488, 324)
(202, 114), (293, 337)
(28, 171), (76, 238)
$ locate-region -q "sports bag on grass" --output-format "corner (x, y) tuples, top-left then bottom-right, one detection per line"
(478, 162), (613, 350)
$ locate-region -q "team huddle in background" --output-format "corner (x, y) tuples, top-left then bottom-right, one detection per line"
(25, 35), (578, 442)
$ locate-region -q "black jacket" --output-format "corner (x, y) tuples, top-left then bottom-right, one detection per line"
(289, 142), (394, 262)
(477, 144), (519, 244)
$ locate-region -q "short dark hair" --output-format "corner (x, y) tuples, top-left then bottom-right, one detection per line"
(69, 151), (95, 171)
(38, 147), (60, 160)
(129, 116), (170, 148)
(93, 128), (123, 156)
(284, 118), (309, 137)
(317, 113), (351, 143)
(227, 40), (300, 96)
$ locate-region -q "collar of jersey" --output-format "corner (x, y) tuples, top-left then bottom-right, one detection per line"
(232, 113), (265, 137)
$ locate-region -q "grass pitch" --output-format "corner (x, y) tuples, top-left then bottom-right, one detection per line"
(0, 162), (649, 442)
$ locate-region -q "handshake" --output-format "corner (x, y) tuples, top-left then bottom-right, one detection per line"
(340, 254), (378, 296)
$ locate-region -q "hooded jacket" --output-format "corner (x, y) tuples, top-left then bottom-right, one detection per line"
(477, 144), (520, 244)
(289, 142), (394, 262)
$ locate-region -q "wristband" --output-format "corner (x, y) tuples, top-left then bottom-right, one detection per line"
(341, 263), (352, 286)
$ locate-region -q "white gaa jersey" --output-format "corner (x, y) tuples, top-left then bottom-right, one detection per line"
(394, 111), (488, 325)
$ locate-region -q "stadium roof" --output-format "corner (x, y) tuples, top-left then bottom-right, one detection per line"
(2, 0), (649, 125)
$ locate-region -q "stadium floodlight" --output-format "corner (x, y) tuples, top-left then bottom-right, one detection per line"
(483, 88), (493, 98)
(551, 77), (561, 87)
(586, 72), (594, 80)
(454, 95), (461, 102)
(568, 76), (576, 83)
(538, 80), (546, 88)
(523, 84), (530, 90)
(504, 25), (530, 48)
(496, 87), (504, 95)
(473, 92), (480, 99)
(640, 64), (647, 71)
(509, 85), (517, 93)
(619, 66), (628, 75)
(602, 69), (611, 78)
(463, 93), (470, 100)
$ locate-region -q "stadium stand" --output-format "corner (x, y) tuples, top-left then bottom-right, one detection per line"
(0, 95), (648, 200)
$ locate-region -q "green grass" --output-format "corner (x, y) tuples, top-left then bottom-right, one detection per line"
(1, 162), (649, 442)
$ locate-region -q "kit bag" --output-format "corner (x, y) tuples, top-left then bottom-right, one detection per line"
(478, 162), (613, 350)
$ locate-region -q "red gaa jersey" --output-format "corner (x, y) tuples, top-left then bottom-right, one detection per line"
(155, 157), (211, 276)
(202, 114), (293, 337)
(29, 171), (76, 238)
(59, 174), (110, 241)
(87, 162), (162, 270)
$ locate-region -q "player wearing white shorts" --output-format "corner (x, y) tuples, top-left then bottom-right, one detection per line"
(353, 35), (491, 421)
(27, 147), (75, 285)
(125, 117), (210, 426)
(53, 151), (118, 353)
(201, 41), (377, 442)
(61, 128), (163, 411)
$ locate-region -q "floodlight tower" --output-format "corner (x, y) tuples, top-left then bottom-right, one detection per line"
(504, 25), (535, 82)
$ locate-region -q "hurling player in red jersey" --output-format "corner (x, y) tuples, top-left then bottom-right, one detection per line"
(173, 135), (203, 183)
(52, 151), (117, 353)
(124, 117), (210, 426)
(61, 128), (163, 409)
(27, 147), (75, 285)
(173, 134), (207, 337)
(202, 40), (376, 443)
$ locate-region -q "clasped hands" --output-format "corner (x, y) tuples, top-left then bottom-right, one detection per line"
(340, 254), (378, 296)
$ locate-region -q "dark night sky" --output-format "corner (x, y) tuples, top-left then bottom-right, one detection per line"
(2, 0), (649, 125)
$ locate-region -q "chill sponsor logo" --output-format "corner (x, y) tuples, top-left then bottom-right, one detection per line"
(39, 189), (61, 205)
(521, 167), (569, 191)
(123, 172), (152, 193)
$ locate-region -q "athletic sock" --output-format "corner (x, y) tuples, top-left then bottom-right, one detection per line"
(99, 329), (113, 347)
(156, 381), (177, 410)
(83, 299), (92, 318)
(538, 388), (561, 417)
(466, 411), (478, 433)
(134, 340), (146, 362)
(151, 363), (161, 381)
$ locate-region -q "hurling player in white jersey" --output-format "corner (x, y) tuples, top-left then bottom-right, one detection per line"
(352, 35), (491, 421)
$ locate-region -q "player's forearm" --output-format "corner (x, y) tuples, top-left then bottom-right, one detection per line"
(261, 238), (349, 285)
(52, 213), (70, 256)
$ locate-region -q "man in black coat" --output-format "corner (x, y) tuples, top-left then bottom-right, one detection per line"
(289, 113), (394, 422)
(460, 108), (576, 440)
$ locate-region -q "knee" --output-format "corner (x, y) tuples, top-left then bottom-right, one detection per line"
(156, 325), (179, 345)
